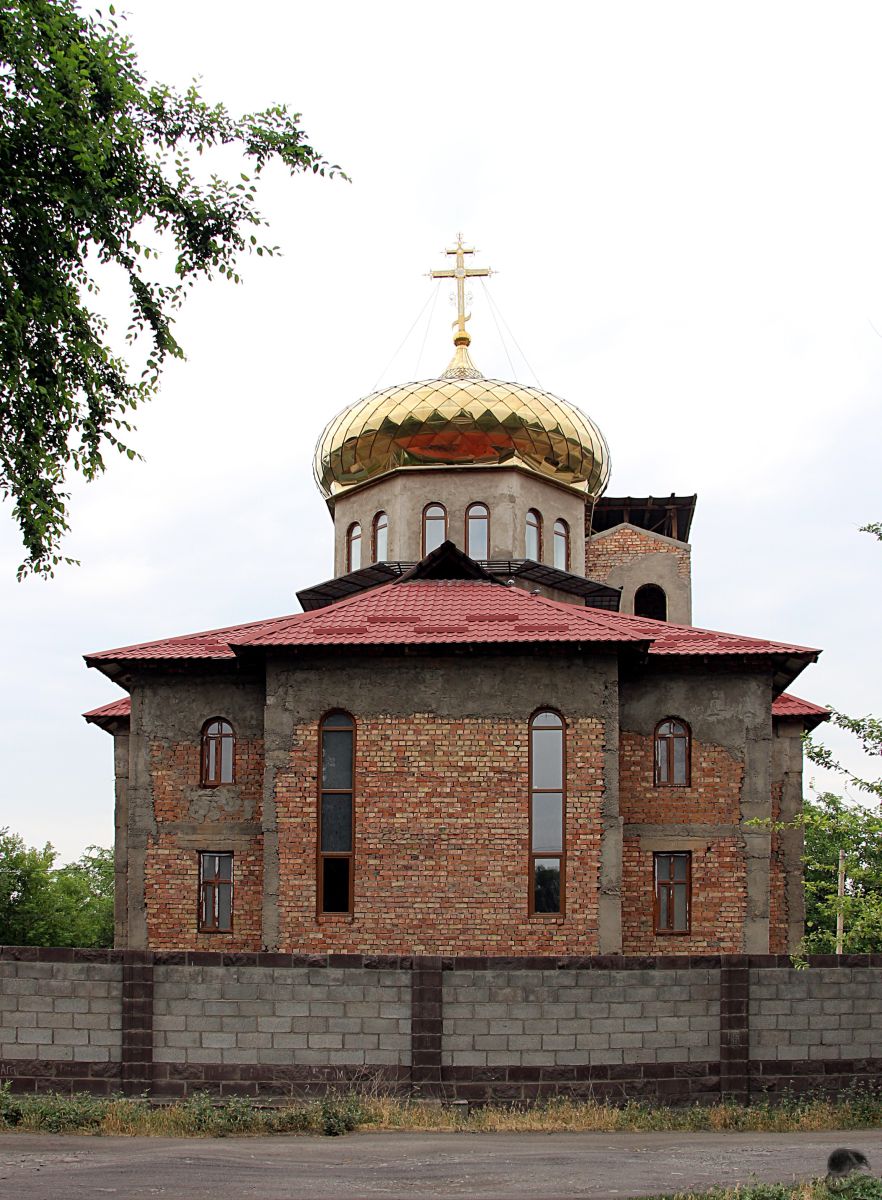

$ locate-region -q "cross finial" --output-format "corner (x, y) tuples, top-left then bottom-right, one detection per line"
(430, 233), (492, 347)
(430, 234), (492, 379)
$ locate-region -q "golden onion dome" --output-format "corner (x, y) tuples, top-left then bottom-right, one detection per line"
(313, 336), (611, 501)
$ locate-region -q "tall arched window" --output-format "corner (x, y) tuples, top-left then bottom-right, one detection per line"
(525, 509), (542, 560)
(529, 709), (565, 914)
(635, 583), (667, 621)
(465, 502), (489, 559)
(201, 719), (235, 786)
(346, 523), (362, 572)
(422, 503), (447, 555)
(319, 711), (355, 914)
(372, 512), (388, 562)
(654, 718), (691, 787)
(553, 519), (569, 571)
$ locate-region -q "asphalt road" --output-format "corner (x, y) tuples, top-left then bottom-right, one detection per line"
(1, 1128), (880, 1199)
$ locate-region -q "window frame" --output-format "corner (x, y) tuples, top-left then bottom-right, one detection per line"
(653, 717), (691, 787)
(465, 502), (490, 560)
(317, 709), (356, 917)
(372, 511), (389, 563)
(553, 518), (570, 571)
(346, 522), (362, 572)
(421, 502), (448, 556)
(200, 718), (236, 788)
(198, 851), (234, 933)
(653, 851), (692, 935)
(528, 707), (566, 917)
(525, 509), (543, 561)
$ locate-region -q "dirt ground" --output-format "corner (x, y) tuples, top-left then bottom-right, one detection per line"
(2, 1127), (880, 1199)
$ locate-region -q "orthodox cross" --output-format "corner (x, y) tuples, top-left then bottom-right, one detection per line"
(430, 234), (492, 342)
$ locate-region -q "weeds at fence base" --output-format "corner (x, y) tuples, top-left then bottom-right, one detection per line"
(2, 1080), (882, 1138)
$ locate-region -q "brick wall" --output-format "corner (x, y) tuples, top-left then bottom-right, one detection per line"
(585, 526), (691, 584)
(273, 714), (607, 955)
(3, 948), (882, 1103)
(145, 735), (265, 952)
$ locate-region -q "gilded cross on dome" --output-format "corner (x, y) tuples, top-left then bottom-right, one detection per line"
(430, 234), (492, 380)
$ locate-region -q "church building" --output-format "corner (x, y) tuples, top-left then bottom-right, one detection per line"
(84, 238), (828, 958)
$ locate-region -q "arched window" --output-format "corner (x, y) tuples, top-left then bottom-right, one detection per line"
(319, 711), (355, 914)
(529, 709), (565, 914)
(346, 523), (362, 572)
(465, 502), (489, 559)
(635, 583), (667, 621)
(201, 719), (235, 787)
(525, 509), (542, 561)
(654, 718), (691, 787)
(553, 519), (569, 571)
(372, 511), (388, 562)
(422, 503), (447, 555)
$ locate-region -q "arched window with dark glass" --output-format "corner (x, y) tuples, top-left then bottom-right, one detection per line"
(201, 719), (235, 786)
(553, 519), (569, 571)
(654, 718), (691, 787)
(529, 709), (565, 914)
(319, 711), (355, 914)
(346, 523), (362, 572)
(635, 583), (667, 621)
(525, 509), (542, 561)
(422, 503), (447, 555)
(372, 512), (388, 562)
(465, 502), (489, 559)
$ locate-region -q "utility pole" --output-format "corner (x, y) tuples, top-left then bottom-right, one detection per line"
(836, 848), (846, 955)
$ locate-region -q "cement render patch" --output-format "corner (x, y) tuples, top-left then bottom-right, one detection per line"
(3, 1129), (882, 1199)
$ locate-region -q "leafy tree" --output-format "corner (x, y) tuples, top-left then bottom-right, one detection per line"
(0, 0), (344, 577)
(0, 828), (113, 946)
(802, 793), (882, 953)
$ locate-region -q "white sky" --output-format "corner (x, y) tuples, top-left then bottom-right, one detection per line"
(1, 0), (880, 861)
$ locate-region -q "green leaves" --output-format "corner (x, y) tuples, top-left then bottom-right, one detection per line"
(802, 793), (882, 953)
(0, 0), (345, 576)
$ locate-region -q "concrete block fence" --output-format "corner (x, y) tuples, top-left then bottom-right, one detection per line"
(2, 948), (882, 1103)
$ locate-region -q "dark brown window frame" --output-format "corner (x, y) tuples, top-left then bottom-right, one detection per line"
(198, 851), (234, 933)
(317, 709), (356, 917)
(553, 518), (570, 571)
(372, 511), (389, 562)
(653, 850), (692, 935)
(465, 501), (490, 559)
(653, 717), (691, 787)
(346, 522), (362, 572)
(525, 508), (543, 561)
(421, 502), (448, 557)
(200, 718), (236, 788)
(528, 708), (566, 917)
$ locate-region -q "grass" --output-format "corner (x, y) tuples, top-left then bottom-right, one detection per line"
(2, 1082), (882, 1138)
(644, 1179), (882, 1200)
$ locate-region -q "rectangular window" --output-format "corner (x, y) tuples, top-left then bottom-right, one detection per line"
(529, 711), (565, 915)
(199, 852), (233, 932)
(654, 851), (691, 934)
(319, 713), (355, 915)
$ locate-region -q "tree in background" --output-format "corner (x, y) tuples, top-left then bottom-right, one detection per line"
(802, 793), (882, 953)
(0, 0), (344, 577)
(800, 522), (881, 951)
(0, 829), (113, 946)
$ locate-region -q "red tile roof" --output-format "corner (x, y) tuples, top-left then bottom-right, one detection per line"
(772, 692), (830, 720)
(83, 696), (131, 723)
(86, 579), (819, 665)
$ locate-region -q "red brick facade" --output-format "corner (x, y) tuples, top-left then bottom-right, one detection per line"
(273, 714), (606, 955)
(144, 736), (264, 951)
(585, 525), (691, 583)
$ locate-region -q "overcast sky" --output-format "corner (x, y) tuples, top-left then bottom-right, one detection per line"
(2, 0), (880, 861)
